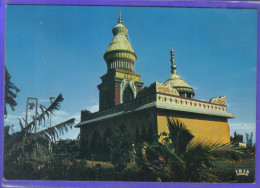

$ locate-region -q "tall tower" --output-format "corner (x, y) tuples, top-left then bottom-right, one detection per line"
(98, 14), (144, 110)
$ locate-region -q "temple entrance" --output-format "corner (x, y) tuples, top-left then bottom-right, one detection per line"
(90, 130), (102, 160)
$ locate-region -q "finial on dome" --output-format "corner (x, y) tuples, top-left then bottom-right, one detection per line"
(118, 11), (122, 24)
(170, 46), (176, 74)
(171, 45), (174, 59)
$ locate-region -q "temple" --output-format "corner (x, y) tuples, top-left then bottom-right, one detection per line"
(76, 14), (235, 160)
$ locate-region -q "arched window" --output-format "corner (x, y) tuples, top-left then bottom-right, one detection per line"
(135, 126), (141, 144)
(103, 128), (114, 154)
(180, 93), (186, 97)
(90, 130), (102, 154)
(81, 132), (88, 155)
(84, 132), (88, 146)
(119, 124), (131, 139)
(120, 124), (127, 132)
(123, 85), (134, 103)
(147, 124), (154, 143)
(142, 124), (146, 142)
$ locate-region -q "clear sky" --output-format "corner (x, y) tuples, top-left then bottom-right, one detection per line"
(4, 5), (257, 142)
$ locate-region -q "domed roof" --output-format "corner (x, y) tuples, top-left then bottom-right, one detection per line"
(104, 14), (137, 65)
(112, 23), (128, 36)
(165, 74), (194, 94)
(164, 46), (195, 96)
(105, 34), (135, 54)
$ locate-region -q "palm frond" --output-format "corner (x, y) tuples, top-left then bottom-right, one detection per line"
(136, 118), (251, 182)
(4, 94), (67, 158)
(167, 117), (194, 155)
(27, 118), (75, 142)
(140, 141), (186, 181)
(19, 94), (64, 135)
(190, 137), (249, 162)
(5, 118), (75, 158)
(4, 66), (20, 117)
(18, 118), (24, 130)
(211, 143), (249, 162)
(36, 94), (64, 125)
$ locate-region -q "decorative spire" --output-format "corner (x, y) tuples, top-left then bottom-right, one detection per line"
(118, 11), (122, 24)
(104, 14), (137, 72)
(170, 45), (174, 61)
(165, 46), (195, 98)
(170, 46), (177, 74)
(112, 12), (128, 36)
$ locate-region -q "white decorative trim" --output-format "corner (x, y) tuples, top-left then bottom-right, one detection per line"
(120, 79), (137, 103)
(77, 99), (235, 126)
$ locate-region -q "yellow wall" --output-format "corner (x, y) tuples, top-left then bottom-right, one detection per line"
(157, 115), (230, 144)
(116, 72), (140, 81)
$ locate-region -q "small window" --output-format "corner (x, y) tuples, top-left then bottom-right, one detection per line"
(123, 86), (134, 103)
(180, 93), (185, 97)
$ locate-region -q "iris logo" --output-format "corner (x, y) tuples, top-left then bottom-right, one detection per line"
(235, 169), (249, 176)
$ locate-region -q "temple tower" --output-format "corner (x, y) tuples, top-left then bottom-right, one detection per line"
(165, 46), (195, 98)
(98, 14), (144, 110)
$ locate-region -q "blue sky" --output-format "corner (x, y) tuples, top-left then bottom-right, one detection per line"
(4, 5), (257, 142)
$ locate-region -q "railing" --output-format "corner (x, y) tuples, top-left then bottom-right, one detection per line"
(157, 94), (226, 112)
(81, 92), (226, 122)
(81, 94), (156, 122)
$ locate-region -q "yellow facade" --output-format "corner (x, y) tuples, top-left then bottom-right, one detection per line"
(115, 72), (140, 82)
(157, 115), (230, 144)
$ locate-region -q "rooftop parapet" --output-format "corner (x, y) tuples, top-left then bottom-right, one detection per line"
(78, 82), (234, 126)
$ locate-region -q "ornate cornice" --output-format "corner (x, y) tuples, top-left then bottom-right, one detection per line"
(210, 96), (226, 106)
(104, 15), (137, 72)
(115, 69), (142, 77)
(104, 50), (137, 64)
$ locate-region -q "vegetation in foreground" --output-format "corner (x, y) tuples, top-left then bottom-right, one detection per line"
(4, 118), (255, 183)
(3, 67), (255, 183)
(4, 92), (75, 180)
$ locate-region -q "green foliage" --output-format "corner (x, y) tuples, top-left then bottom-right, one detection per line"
(4, 112), (253, 182)
(4, 66), (20, 118)
(52, 139), (80, 158)
(108, 128), (133, 171)
(230, 131), (243, 143)
(4, 94), (74, 156)
(246, 132), (255, 153)
(35, 157), (87, 180)
(136, 117), (250, 182)
(4, 94), (75, 179)
(246, 132), (253, 147)
(166, 118), (194, 156)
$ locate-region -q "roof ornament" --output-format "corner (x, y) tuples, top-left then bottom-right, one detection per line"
(118, 11), (122, 24)
(170, 46), (177, 74)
